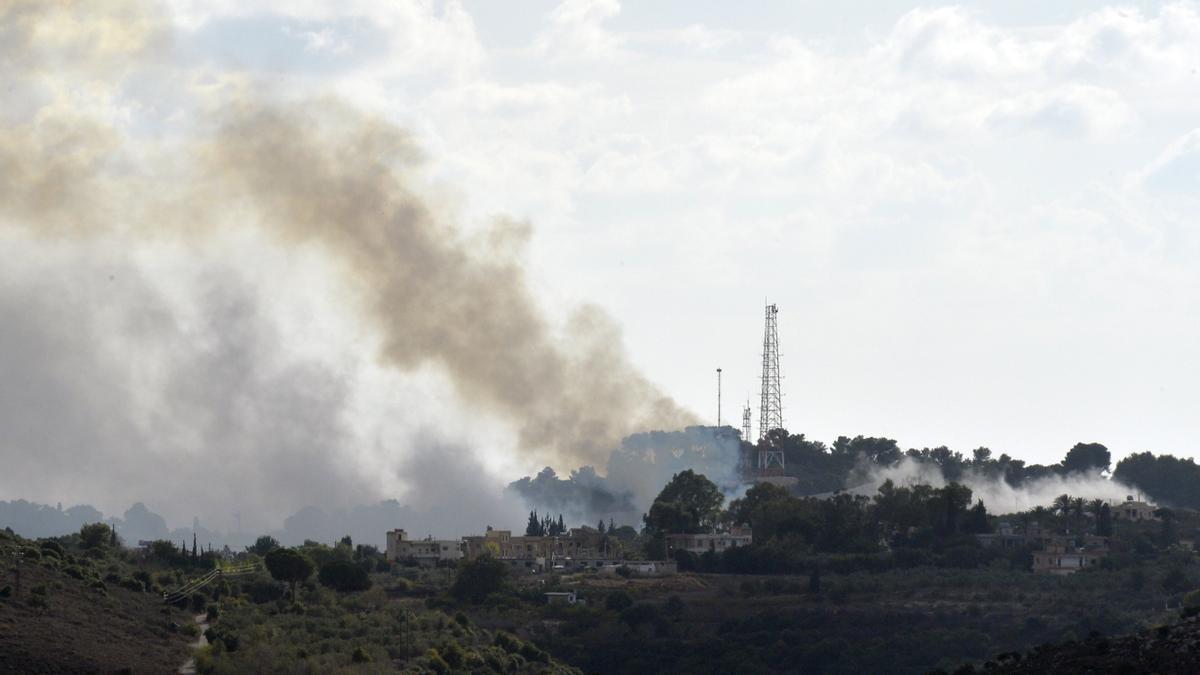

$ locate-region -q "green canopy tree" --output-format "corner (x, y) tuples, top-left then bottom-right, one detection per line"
(1061, 443), (1111, 475)
(79, 523), (111, 549)
(644, 470), (724, 534)
(247, 535), (280, 556)
(265, 548), (315, 600)
(451, 555), (508, 603)
(726, 482), (790, 529)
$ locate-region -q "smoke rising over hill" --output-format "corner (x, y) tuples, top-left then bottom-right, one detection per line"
(848, 457), (1140, 515)
(0, 1), (693, 530)
(508, 426), (744, 525)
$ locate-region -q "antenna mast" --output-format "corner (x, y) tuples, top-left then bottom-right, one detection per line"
(758, 303), (785, 471)
(716, 368), (722, 427)
(741, 401), (752, 441)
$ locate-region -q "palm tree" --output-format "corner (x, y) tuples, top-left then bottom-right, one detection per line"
(1052, 494), (1072, 517)
(1070, 497), (1086, 520)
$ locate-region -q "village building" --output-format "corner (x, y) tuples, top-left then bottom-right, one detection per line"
(460, 525), (626, 572)
(385, 529), (462, 566)
(1032, 537), (1109, 575)
(975, 521), (1058, 550)
(1113, 496), (1158, 522)
(665, 526), (752, 556)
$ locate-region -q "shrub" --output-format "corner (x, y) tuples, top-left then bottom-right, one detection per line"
(317, 560), (371, 592)
(426, 648), (450, 674)
(351, 646), (372, 663)
(206, 603), (220, 622)
(606, 590), (634, 612)
(451, 556), (509, 603)
(453, 611), (471, 628)
(0, 585), (11, 598)
(494, 631), (522, 654)
(243, 579), (285, 604)
(19, 546), (41, 561)
(205, 626), (240, 652)
(1183, 590), (1200, 618)
(79, 523), (111, 549)
(442, 642), (466, 668)
(191, 592), (209, 613)
(665, 595), (685, 615)
(120, 577), (146, 593)
(620, 603), (660, 628)
(89, 579), (107, 593)
(40, 541), (64, 558)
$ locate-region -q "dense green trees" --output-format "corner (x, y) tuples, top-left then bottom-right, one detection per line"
(1114, 452), (1200, 510)
(644, 470), (724, 534)
(318, 559), (371, 592)
(452, 555), (509, 603)
(745, 430), (1122, 496)
(524, 510), (567, 536)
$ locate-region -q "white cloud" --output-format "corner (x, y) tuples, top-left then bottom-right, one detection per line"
(1139, 128), (1200, 193)
(532, 0), (625, 63)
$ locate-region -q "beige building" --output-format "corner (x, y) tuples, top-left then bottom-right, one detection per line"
(1033, 538), (1108, 575)
(460, 525), (626, 572)
(1113, 497), (1157, 522)
(385, 529), (462, 565)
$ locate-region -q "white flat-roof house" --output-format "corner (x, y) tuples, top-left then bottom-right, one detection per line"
(1113, 496), (1158, 522)
(665, 527), (752, 556)
(385, 529), (462, 565)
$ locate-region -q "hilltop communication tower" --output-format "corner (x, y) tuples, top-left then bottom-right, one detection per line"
(758, 303), (785, 471)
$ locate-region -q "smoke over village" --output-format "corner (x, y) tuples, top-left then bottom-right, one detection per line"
(3, 2), (1200, 672)
(0, 0), (1188, 546)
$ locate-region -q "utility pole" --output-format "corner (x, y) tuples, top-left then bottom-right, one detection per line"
(742, 401), (752, 441)
(716, 367), (722, 427)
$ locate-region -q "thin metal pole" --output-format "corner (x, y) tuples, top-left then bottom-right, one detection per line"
(716, 368), (722, 426)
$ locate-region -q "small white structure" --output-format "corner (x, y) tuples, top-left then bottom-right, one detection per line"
(545, 591), (577, 605)
(622, 560), (678, 576)
(666, 527), (752, 556)
(386, 529), (462, 565)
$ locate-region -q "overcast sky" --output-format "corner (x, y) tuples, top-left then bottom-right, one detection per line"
(167, 0), (1199, 460)
(3, 1), (1199, 528)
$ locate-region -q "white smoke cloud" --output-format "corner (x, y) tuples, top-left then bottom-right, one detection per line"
(849, 456), (1144, 514)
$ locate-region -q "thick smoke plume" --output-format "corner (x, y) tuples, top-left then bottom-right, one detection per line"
(0, 1), (693, 534)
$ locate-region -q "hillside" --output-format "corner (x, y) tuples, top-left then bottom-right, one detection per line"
(980, 614), (1200, 674)
(0, 529), (194, 674)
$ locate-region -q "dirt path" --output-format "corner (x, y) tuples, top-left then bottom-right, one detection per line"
(177, 614), (209, 674)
